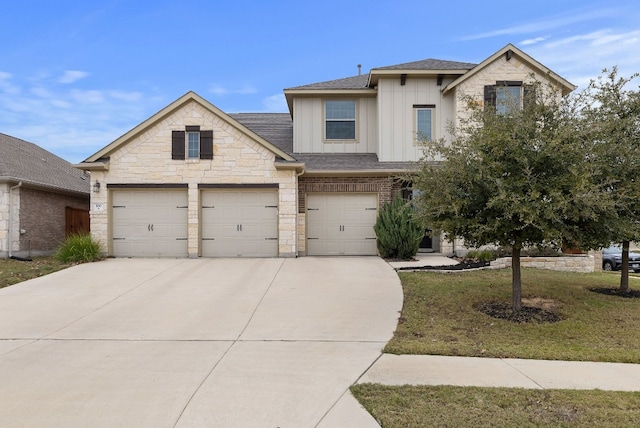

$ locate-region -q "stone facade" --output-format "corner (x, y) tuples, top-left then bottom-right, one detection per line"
(490, 255), (595, 273)
(90, 99), (298, 258)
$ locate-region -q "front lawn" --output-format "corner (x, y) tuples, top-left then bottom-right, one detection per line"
(351, 384), (640, 428)
(0, 257), (71, 289)
(385, 268), (640, 363)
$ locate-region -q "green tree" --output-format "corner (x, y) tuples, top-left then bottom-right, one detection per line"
(413, 80), (614, 310)
(578, 68), (640, 292)
(374, 195), (424, 259)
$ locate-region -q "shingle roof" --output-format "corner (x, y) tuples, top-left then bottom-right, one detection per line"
(291, 153), (415, 172)
(374, 58), (477, 71)
(229, 113), (293, 154)
(286, 74), (370, 91)
(231, 114), (414, 172)
(286, 59), (477, 91)
(0, 133), (90, 195)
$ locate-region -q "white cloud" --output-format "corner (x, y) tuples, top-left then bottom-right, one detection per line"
(520, 37), (546, 46)
(462, 8), (618, 41)
(30, 86), (53, 98)
(0, 72), (21, 95)
(58, 70), (90, 84)
(109, 90), (143, 102)
(70, 89), (104, 103)
(525, 29), (640, 90)
(262, 94), (288, 112)
(209, 84), (258, 96)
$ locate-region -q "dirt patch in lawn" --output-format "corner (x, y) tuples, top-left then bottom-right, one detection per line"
(476, 300), (563, 324)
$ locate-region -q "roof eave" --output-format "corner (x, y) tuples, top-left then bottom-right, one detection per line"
(74, 159), (110, 171)
(284, 88), (377, 116)
(0, 176), (89, 196)
(274, 161), (305, 173)
(442, 43), (576, 95)
(368, 69), (470, 86)
(84, 91), (296, 163)
(301, 168), (414, 177)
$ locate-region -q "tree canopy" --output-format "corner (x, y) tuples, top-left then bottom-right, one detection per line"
(413, 78), (617, 310)
(577, 68), (640, 291)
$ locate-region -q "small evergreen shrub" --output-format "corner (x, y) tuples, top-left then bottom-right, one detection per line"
(465, 249), (495, 262)
(374, 195), (424, 259)
(55, 233), (103, 263)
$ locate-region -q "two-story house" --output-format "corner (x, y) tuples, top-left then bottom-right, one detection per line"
(76, 44), (575, 258)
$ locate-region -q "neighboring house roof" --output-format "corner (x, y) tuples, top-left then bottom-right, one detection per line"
(0, 133), (89, 195)
(78, 91), (296, 169)
(443, 43), (576, 96)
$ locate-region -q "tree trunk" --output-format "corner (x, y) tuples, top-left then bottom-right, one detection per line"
(620, 240), (630, 293)
(512, 244), (522, 311)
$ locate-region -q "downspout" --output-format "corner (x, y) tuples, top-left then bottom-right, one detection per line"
(8, 182), (22, 258)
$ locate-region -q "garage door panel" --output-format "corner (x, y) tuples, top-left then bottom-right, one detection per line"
(111, 190), (188, 257)
(201, 189), (278, 257)
(306, 193), (378, 256)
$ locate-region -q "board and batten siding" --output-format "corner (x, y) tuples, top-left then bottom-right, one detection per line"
(292, 97), (377, 154)
(376, 76), (456, 162)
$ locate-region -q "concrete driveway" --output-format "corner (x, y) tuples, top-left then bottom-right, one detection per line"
(0, 257), (402, 427)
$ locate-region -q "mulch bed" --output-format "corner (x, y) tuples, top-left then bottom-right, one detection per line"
(396, 260), (490, 271)
(475, 301), (563, 324)
(588, 287), (640, 298)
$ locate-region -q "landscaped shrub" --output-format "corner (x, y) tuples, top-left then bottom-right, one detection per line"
(55, 233), (103, 263)
(465, 249), (495, 262)
(374, 195), (424, 259)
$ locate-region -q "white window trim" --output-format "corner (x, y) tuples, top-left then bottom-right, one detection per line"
(323, 99), (359, 143)
(187, 131), (200, 159)
(413, 105), (436, 144)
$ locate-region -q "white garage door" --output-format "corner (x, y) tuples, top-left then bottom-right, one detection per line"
(201, 188), (278, 257)
(111, 189), (188, 257)
(306, 193), (378, 256)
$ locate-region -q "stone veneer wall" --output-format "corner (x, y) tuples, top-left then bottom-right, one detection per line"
(490, 255), (595, 273)
(89, 100), (298, 257)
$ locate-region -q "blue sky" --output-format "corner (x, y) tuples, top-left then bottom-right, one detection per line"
(1, 0), (639, 163)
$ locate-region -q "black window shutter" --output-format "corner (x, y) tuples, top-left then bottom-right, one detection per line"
(172, 131), (185, 160)
(523, 84), (536, 108)
(200, 130), (213, 159)
(484, 85), (496, 108)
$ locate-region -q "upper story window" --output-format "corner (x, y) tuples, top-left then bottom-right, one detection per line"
(172, 126), (213, 160)
(325, 100), (356, 140)
(485, 81), (535, 115)
(187, 131), (200, 158)
(414, 104), (435, 142)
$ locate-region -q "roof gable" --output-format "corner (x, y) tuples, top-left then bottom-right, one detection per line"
(442, 44), (576, 95)
(0, 133), (89, 195)
(82, 91), (295, 164)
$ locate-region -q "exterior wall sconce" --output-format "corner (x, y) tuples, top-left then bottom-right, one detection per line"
(93, 181), (101, 193)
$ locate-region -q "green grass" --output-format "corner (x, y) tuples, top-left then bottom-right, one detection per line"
(351, 384), (640, 428)
(385, 268), (640, 362)
(0, 257), (71, 289)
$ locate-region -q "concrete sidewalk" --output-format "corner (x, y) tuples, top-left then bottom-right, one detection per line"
(360, 354), (640, 391)
(368, 254), (640, 394)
